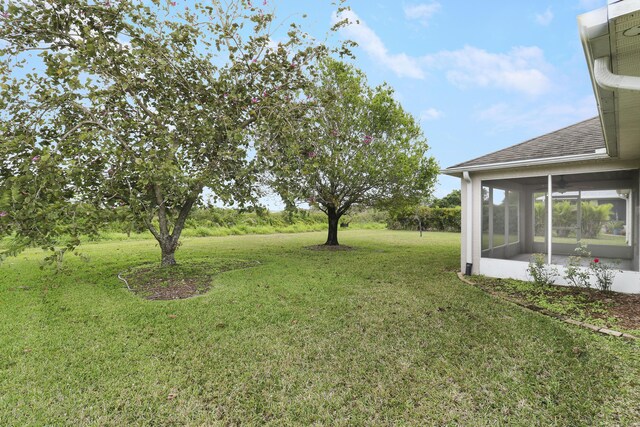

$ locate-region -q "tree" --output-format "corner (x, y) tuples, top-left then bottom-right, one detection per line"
(259, 59), (438, 246)
(0, 0), (332, 265)
(431, 189), (461, 208)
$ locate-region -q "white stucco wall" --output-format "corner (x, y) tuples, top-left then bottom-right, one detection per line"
(480, 257), (640, 294)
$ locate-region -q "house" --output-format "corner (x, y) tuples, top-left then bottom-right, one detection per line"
(443, 1), (640, 293)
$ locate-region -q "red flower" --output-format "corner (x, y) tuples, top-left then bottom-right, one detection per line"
(593, 258), (600, 263)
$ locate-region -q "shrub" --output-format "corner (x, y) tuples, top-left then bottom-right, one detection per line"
(553, 200), (576, 238)
(589, 258), (620, 292)
(387, 206), (461, 232)
(604, 220), (625, 235)
(581, 202), (612, 238)
(527, 253), (558, 287)
(564, 244), (591, 289)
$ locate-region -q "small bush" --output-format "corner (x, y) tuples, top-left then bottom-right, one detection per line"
(564, 244), (591, 289)
(387, 206), (461, 232)
(527, 253), (558, 287)
(590, 258), (621, 292)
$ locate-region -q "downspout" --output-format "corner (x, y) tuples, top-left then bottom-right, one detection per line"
(463, 171), (473, 275)
(594, 56), (640, 91)
(547, 175), (553, 265)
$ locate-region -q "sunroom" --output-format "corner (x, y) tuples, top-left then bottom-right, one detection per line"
(444, 118), (640, 294)
(443, 1), (640, 294)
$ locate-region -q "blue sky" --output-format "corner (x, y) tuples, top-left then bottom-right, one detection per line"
(9, 0), (611, 207)
(262, 0), (609, 200)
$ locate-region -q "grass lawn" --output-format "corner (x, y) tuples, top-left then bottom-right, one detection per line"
(1, 230), (639, 425)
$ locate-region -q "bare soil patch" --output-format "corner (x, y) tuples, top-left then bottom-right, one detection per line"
(121, 259), (258, 300)
(305, 244), (354, 251)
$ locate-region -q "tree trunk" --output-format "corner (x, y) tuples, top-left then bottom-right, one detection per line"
(325, 207), (341, 246)
(160, 242), (178, 266)
(146, 188), (198, 267)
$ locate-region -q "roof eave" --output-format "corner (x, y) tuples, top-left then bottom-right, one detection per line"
(441, 152), (610, 177)
(579, 0), (640, 160)
(579, 6), (618, 157)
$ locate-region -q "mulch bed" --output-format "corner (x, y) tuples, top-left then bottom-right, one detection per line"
(125, 272), (207, 300)
(567, 289), (640, 330)
(469, 275), (640, 333)
(120, 260), (258, 300)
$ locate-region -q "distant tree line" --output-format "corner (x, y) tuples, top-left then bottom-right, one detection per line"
(387, 190), (462, 232)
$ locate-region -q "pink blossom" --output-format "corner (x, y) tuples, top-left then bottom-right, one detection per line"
(223, 93), (228, 98)
(251, 97), (259, 103)
(290, 62), (297, 69)
(105, 0), (111, 7)
(363, 135), (373, 145)
(307, 151), (316, 158)
(31, 155), (41, 162)
(171, 1), (176, 5)
(1, 12), (9, 19)
(252, 58), (257, 63)
(594, 258), (600, 263)
(0, 211), (7, 217)
(263, 0), (267, 5)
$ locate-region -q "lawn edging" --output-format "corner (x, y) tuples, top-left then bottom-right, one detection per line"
(456, 272), (637, 340)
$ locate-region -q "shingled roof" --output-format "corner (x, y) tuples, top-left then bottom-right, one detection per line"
(446, 117), (605, 170)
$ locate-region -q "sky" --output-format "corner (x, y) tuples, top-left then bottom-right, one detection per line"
(256, 0), (609, 204)
(7, 0), (611, 209)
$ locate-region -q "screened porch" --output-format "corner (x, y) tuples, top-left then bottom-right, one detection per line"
(481, 170), (639, 271)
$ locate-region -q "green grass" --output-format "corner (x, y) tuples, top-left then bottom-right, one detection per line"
(86, 221), (386, 242)
(533, 234), (628, 246)
(1, 230), (639, 425)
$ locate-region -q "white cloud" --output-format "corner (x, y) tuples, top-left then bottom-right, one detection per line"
(403, 2), (441, 27)
(475, 96), (597, 133)
(535, 7), (553, 26)
(423, 45), (553, 96)
(332, 9), (425, 79)
(332, 9), (554, 95)
(420, 108), (443, 121)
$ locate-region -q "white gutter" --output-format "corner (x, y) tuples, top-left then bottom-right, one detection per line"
(463, 171), (473, 271)
(594, 56), (640, 92)
(442, 152), (610, 175)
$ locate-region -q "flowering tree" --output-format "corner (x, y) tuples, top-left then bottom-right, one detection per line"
(259, 59), (438, 246)
(0, 0), (333, 265)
